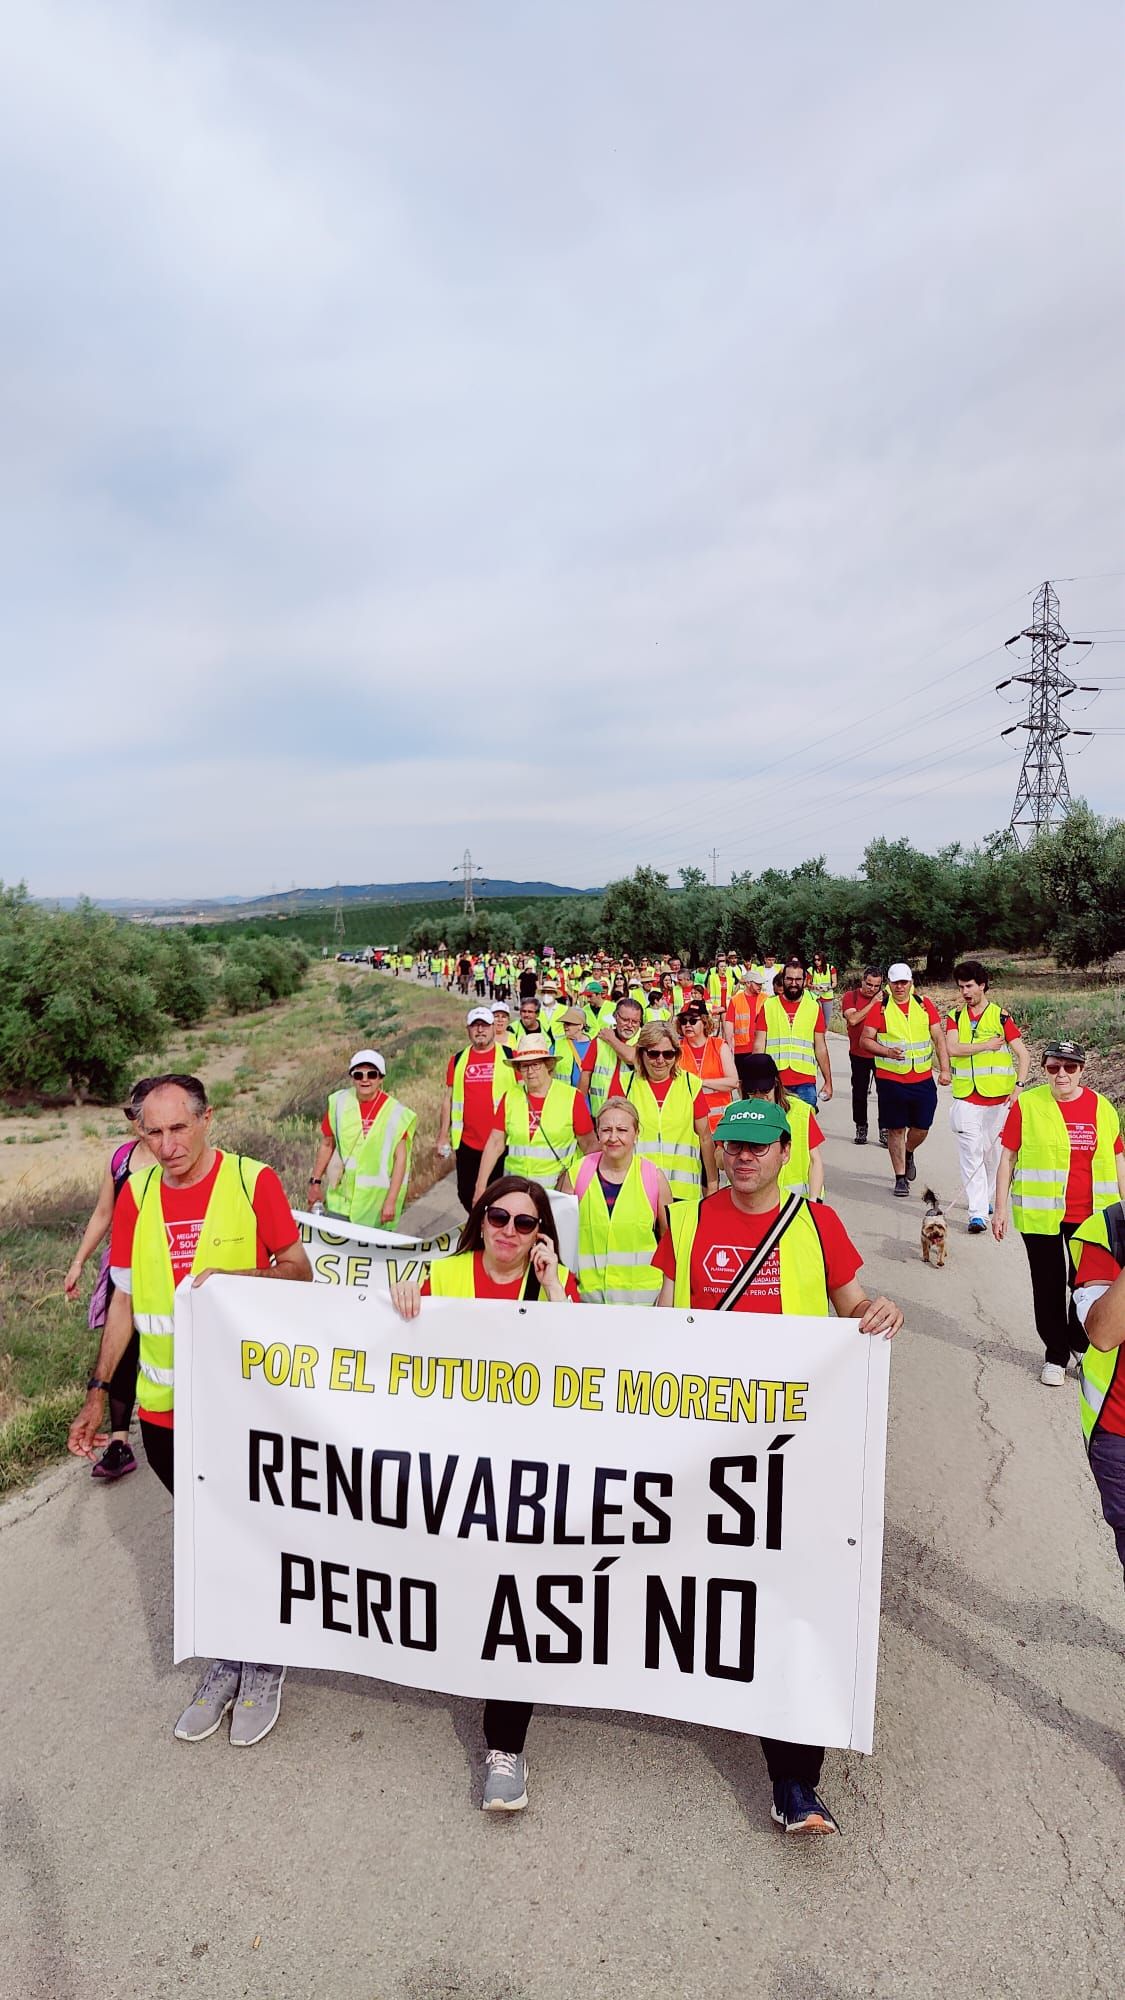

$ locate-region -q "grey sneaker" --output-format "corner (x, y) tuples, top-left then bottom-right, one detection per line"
(174, 1659), (241, 1742)
(482, 1749), (529, 1812)
(229, 1663), (286, 1747)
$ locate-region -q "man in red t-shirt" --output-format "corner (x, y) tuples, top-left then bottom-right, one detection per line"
(68, 1073), (310, 1748)
(437, 1007), (510, 1211)
(654, 1097), (902, 1839)
(840, 966), (884, 1144)
(752, 957), (833, 1108)
(1072, 1203), (1125, 1579)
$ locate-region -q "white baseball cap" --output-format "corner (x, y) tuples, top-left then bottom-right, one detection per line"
(349, 1048), (386, 1074)
(491, 1001), (511, 1016)
(466, 1007), (493, 1027)
(887, 963), (912, 983)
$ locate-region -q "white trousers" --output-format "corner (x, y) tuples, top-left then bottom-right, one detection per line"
(949, 1097), (1009, 1217)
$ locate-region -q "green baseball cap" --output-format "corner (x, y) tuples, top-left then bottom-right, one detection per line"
(586, 979), (604, 993)
(714, 1100), (790, 1145)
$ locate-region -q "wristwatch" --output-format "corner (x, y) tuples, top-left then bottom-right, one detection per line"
(86, 1377), (112, 1393)
(308, 1177), (323, 1186)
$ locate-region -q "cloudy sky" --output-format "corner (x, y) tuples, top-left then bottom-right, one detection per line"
(4, 1), (1123, 900)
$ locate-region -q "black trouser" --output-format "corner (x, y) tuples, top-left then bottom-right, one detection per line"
(1020, 1224), (1083, 1367)
(454, 1144), (505, 1213)
(483, 1701), (824, 1791)
(108, 1326), (140, 1436)
(140, 1418), (175, 1494)
(849, 1054), (875, 1128)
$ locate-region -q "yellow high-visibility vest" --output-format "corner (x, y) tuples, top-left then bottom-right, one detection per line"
(503, 1083), (581, 1185)
(429, 1250), (574, 1298)
(1069, 1202), (1124, 1446)
(131, 1155), (263, 1414)
(667, 1196), (829, 1313)
(874, 994), (934, 1080)
(449, 1044), (512, 1150)
(1011, 1087), (1120, 1237)
(575, 1155), (661, 1304)
(761, 992), (820, 1080)
(631, 1072), (704, 1201)
(326, 1089), (416, 1227)
(949, 1003), (1015, 1100)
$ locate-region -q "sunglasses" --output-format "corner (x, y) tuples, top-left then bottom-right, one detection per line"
(484, 1206), (539, 1236)
(647, 1048), (678, 1061)
(350, 1068), (383, 1081)
(1044, 1059), (1082, 1075)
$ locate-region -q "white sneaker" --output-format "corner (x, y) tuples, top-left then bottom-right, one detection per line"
(1040, 1362), (1067, 1388)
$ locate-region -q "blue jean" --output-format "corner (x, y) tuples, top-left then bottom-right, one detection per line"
(786, 1081), (819, 1109)
(1089, 1428), (1125, 1583)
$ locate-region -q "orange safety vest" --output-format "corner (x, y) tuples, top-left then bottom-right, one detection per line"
(678, 1035), (734, 1132)
(726, 990), (760, 1054)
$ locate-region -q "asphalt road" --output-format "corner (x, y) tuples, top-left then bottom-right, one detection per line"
(1, 1036), (1121, 2000)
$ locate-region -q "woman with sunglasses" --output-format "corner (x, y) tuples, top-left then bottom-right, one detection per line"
(676, 1005), (738, 1135)
(388, 1176), (576, 1814)
(63, 1078), (160, 1482)
(993, 1039), (1125, 1386)
(739, 1051), (826, 1201)
(613, 1021), (718, 1203)
(307, 1048), (416, 1228)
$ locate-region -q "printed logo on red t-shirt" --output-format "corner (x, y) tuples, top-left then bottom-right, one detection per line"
(165, 1218), (204, 1278)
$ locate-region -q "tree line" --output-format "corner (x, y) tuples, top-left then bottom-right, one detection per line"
(0, 888), (311, 1103)
(400, 805), (1125, 976)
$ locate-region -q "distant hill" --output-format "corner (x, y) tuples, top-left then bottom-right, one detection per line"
(40, 880), (596, 916)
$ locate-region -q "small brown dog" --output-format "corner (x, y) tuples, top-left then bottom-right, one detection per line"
(920, 1188), (948, 1267)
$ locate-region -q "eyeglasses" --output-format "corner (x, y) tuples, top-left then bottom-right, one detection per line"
(1044, 1059), (1081, 1075)
(646, 1048), (678, 1062)
(723, 1140), (778, 1158)
(350, 1068), (382, 1081)
(484, 1206), (539, 1236)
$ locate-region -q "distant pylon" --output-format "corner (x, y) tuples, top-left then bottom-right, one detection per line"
(332, 884), (345, 947)
(453, 850), (484, 918)
(999, 582), (1094, 849)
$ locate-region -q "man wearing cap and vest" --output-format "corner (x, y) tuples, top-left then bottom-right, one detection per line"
(993, 1040), (1125, 1387)
(805, 953), (837, 1034)
(652, 1096), (902, 1837)
(580, 996), (644, 1113)
(1070, 1201), (1125, 1581)
(437, 1008), (515, 1212)
(724, 968), (767, 1096)
(860, 964), (950, 1197)
(307, 1049), (417, 1228)
(753, 957), (833, 1110)
(473, 1035), (596, 1201)
(945, 959), (1030, 1233)
(67, 1073), (311, 1746)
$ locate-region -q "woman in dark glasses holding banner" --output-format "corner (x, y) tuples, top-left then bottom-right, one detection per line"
(388, 1173), (577, 1816)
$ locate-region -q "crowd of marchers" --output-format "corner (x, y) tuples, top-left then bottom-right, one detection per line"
(63, 942), (1125, 1834)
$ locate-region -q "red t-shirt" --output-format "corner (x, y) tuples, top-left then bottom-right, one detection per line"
(609, 1072), (673, 1105)
(943, 1007), (1022, 1106)
(109, 1152), (299, 1428)
(1073, 1239), (1125, 1436)
(840, 989), (882, 1058)
(652, 1191), (860, 1312)
(864, 997), (942, 1080)
(490, 1090), (594, 1140)
(1000, 1090), (1124, 1224)
(445, 1046), (500, 1151)
(421, 1252), (581, 1303)
(320, 1090), (387, 1139)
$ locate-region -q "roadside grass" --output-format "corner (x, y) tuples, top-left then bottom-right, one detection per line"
(0, 970), (465, 1493)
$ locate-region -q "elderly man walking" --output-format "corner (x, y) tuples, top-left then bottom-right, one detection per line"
(437, 1007), (514, 1211)
(67, 1074), (311, 1745)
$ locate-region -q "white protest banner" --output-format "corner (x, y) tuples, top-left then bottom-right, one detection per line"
(295, 1210), (456, 1292)
(173, 1280), (889, 1750)
(295, 1191), (579, 1292)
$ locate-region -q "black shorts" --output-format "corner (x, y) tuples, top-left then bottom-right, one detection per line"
(875, 1075), (938, 1131)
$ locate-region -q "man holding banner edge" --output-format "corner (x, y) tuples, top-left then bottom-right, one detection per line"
(654, 1096), (902, 1836)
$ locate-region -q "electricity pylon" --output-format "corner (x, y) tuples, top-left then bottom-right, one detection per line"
(998, 581), (1093, 848)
